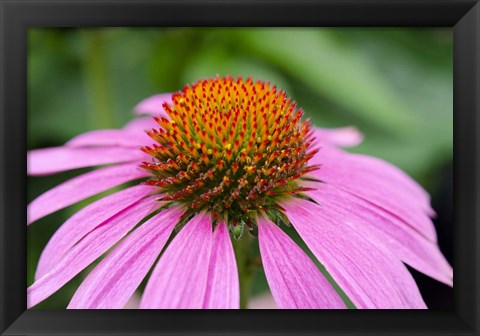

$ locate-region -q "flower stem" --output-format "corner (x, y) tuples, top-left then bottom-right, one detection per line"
(232, 234), (254, 309)
(83, 30), (114, 129)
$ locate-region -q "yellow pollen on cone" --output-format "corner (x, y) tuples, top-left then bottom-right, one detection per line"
(140, 76), (319, 223)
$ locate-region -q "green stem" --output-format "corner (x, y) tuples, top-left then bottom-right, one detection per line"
(83, 30), (114, 129)
(232, 234), (254, 309)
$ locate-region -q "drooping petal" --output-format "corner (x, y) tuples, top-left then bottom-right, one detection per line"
(134, 93), (172, 116)
(28, 197), (156, 308)
(307, 183), (452, 286)
(28, 147), (147, 176)
(123, 117), (158, 132)
(258, 216), (346, 309)
(314, 126), (363, 147)
(284, 198), (426, 309)
(313, 146), (432, 210)
(66, 129), (149, 148)
(28, 163), (148, 225)
(68, 206), (183, 309)
(35, 185), (155, 279)
(203, 221), (239, 309)
(309, 146), (437, 242)
(248, 293), (278, 309)
(140, 212), (212, 309)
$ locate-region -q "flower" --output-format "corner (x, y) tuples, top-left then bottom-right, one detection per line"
(27, 76), (453, 309)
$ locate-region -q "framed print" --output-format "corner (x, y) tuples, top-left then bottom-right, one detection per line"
(1, 0), (479, 335)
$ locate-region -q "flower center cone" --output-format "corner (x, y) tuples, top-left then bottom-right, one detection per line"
(140, 76), (319, 234)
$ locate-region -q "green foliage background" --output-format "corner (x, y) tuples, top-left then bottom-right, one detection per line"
(28, 28), (452, 308)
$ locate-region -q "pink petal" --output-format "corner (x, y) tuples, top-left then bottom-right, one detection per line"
(28, 163), (148, 225)
(28, 147), (147, 176)
(313, 146), (432, 209)
(68, 206), (183, 309)
(66, 129), (150, 148)
(123, 293), (141, 309)
(134, 93), (172, 117)
(35, 185), (155, 279)
(203, 221), (239, 309)
(248, 293), (278, 309)
(309, 146), (437, 242)
(307, 183), (452, 286)
(28, 196), (157, 308)
(258, 216), (346, 309)
(140, 212), (212, 309)
(123, 117), (158, 132)
(284, 198), (427, 309)
(314, 126), (363, 147)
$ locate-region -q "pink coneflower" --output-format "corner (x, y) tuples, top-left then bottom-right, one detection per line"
(27, 76), (452, 309)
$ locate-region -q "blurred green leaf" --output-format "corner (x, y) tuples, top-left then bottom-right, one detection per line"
(239, 29), (418, 134)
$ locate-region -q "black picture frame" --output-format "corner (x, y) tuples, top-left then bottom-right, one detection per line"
(1, 0), (479, 335)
